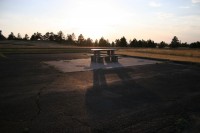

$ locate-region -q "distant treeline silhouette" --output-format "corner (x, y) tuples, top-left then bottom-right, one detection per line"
(0, 30), (200, 48)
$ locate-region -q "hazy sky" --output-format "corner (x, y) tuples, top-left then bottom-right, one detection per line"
(0, 0), (200, 43)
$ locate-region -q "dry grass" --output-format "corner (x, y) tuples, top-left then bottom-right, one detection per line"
(116, 48), (200, 63)
(1, 41), (200, 63)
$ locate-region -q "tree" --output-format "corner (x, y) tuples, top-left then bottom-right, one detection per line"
(30, 32), (43, 40)
(43, 32), (50, 40)
(57, 31), (65, 42)
(106, 39), (111, 46)
(17, 33), (22, 40)
(7, 32), (16, 40)
(99, 37), (110, 47)
(94, 39), (98, 47)
(170, 36), (180, 48)
(111, 41), (115, 47)
(23, 34), (29, 40)
(158, 41), (168, 48)
(115, 39), (120, 47)
(0, 30), (6, 40)
(49, 32), (55, 41)
(115, 37), (128, 47)
(190, 41), (200, 48)
(137, 40), (144, 47)
(67, 34), (73, 43)
(71, 33), (76, 41)
(146, 39), (156, 48)
(30, 33), (37, 40)
(180, 42), (189, 47)
(86, 38), (93, 46)
(78, 34), (85, 45)
(36, 32), (43, 40)
(130, 38), (138, 47)
(119, 36), (127, 47)
(67, 33), (76, 44)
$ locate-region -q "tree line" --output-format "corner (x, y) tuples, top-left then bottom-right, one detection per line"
(0, 30), (200, 48)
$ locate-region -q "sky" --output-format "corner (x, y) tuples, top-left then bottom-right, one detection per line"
(0, 0), (200, 43)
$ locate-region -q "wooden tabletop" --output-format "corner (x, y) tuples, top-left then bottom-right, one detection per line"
(91, 48), (117, 51)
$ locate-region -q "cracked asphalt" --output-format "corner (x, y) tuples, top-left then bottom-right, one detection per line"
(0, 53), (200, 133)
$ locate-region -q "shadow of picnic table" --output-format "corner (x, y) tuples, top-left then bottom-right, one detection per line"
(85, 62), (162, 132)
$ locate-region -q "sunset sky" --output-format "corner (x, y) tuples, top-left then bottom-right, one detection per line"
(0, 0), (200, 43)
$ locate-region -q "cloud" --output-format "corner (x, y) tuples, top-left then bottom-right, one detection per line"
(149, 1), (161, 7)
(192, 0), (200, 3)
(156, 12), (174, 19)
(179, 6), (190, 9)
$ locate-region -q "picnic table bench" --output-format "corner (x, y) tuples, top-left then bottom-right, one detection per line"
(90, 49), (118, 63)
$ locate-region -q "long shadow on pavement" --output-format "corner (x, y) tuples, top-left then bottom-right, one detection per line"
(85, 61), (162, 132)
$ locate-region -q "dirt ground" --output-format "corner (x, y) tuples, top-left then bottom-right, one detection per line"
(0, 53), (200, 133)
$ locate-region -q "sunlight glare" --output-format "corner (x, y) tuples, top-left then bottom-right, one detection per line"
(67, 0), (123, 39)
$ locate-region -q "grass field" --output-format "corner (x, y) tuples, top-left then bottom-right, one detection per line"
(0, 40), (200, 63)
(116, 48), (200, 63)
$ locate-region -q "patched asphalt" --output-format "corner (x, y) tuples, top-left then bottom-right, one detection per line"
(45, 57), (161, 72)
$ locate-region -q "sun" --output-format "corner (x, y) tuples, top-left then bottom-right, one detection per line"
(67, 0), (119, 40)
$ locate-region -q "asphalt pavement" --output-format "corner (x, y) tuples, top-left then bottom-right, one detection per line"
(1, 53), (200, 133)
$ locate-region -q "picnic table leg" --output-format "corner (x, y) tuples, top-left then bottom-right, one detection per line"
(97, 56), (103, 63)
(111, 50), (114, 55)
(111, 55), (118, 62)
(91, 55), (96, 62)
(92, 51), (98, 62)
(105, 56), (111, 62)
(97, 51), (100, 56)
(94, 51), (97, 57)
(107, 50), (111, 55)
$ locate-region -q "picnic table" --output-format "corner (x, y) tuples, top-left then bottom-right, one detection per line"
(90, 48), (118, 63)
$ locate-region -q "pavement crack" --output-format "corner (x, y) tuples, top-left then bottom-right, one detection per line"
(35, 85), (47, 116)
(30, 86), (45, 122)
(35, 89), (42, 115)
